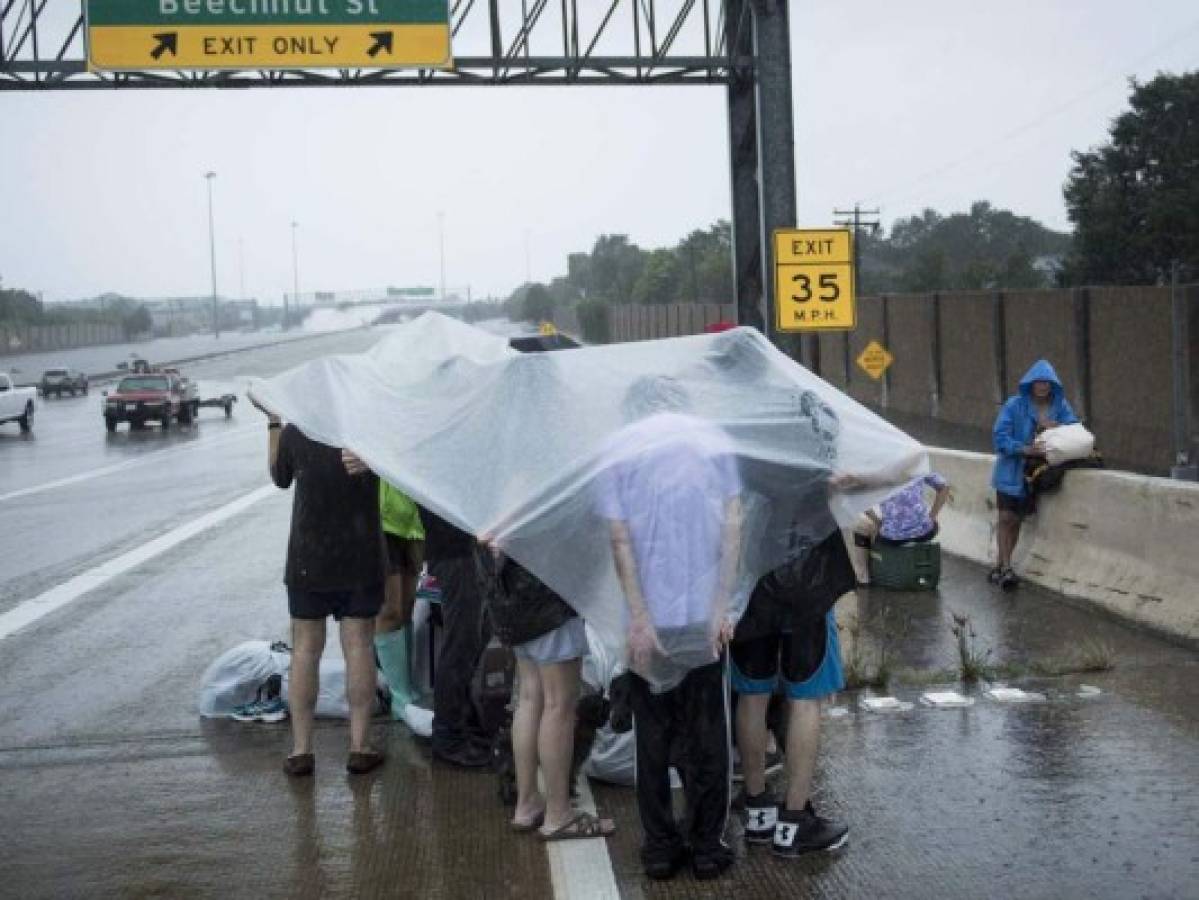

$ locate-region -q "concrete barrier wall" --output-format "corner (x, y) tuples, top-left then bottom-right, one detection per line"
(1088, 287), (1175, 471)
(931, 447), (1199, 644)
(600, 302), (736, 342)
(1, 322), (125, 355)
(831, 285), (1199, 476)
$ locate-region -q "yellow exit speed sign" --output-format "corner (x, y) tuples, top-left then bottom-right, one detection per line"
(774, 228), (856, 332)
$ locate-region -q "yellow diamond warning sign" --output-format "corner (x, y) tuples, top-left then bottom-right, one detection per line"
(774, 228), (856, 332)
(856, 340), (893, 381)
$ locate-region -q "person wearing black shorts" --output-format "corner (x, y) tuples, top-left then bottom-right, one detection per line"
(732, 530), (854, 858)
(251, 392), (387, 778)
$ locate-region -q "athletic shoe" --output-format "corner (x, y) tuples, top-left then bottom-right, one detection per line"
(1000, 568), (1020, 592)
(772, 803), (849, 857)
(232, 697), (288, 723)
(987, 567), (1004, 585)
(743, 792), (780, 844)
(732, 749), (784, 783)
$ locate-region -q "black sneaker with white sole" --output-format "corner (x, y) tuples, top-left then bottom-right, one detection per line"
(743, 791), (780, 844)
(772, 803), (849, 857)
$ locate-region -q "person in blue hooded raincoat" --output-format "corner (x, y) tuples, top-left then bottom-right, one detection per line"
(990, 359), (1078, 589)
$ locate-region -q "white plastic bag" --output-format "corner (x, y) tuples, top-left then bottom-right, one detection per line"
(1042, 423), (1095, 466)
(198, 640), (290, 718)
(282, 656), (389, 719)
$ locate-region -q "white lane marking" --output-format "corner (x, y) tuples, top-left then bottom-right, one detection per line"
(548, 774), (620, 900)
(0, 426), (258, 504)
(0, 484), (276, 640)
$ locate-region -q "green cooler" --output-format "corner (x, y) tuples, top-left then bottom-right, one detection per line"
(869, 540), (941, 591)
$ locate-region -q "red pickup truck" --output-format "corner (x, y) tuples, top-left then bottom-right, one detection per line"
(103, 373), (199, 432)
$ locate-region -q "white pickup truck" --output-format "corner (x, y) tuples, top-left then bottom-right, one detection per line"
(0, 373), (37, 432)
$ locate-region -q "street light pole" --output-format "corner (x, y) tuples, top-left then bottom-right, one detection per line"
(438, 212), (446, 302)
(290, 220), (300, 331)
(204, 171), (219, 339)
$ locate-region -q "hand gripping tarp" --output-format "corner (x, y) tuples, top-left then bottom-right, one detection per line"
(251, 313), (926, 690)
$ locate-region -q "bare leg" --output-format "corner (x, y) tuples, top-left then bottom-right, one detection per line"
(735, 692), (771, 797)
(783, 699), (822, 811)
(539, 658), (582, 832)
(290, 618), (327, 757)
(512, 657), (545, 825)
(996, 511), (1021, 568)
(339, 617), (379, 753)
(376, 573), (417, 634)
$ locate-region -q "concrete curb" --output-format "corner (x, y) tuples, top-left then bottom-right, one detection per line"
(931, 447), (1199, 645)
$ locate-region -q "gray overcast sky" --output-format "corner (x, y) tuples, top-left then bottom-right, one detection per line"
(2, 0), (1197, 305)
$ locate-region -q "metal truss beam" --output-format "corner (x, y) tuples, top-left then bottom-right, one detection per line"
(0, 0), (740, 90)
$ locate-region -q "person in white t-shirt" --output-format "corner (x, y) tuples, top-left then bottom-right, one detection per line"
(595, 375), (742, 882)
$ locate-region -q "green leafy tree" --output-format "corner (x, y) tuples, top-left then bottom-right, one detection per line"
(522, 283), (555, 323)
(0, 286), (43, 322)
(872, 202), (1068, 292)
(1062, 71), (1199, 285)
(632, 248), (682, 305)
(122, 305), (153, 338)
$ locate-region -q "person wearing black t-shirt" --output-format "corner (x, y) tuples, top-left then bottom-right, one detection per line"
(419, 505), (495, 768)
(250, 393), (386, 778)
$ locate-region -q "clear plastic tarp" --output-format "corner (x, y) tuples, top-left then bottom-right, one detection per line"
(251, 313), (926, 689)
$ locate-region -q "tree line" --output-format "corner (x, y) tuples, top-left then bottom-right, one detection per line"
(0, 283), (152, 338)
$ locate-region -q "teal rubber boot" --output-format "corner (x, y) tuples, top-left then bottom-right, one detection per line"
(374, 628), (414, 714)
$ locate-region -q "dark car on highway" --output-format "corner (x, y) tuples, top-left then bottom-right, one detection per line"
(103, 373), (198, 432)
(41, 367), (89, 398)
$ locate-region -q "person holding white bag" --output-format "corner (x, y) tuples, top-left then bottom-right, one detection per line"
(990, 359), (1082, 591)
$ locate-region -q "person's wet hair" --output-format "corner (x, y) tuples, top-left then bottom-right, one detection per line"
(704, 328), (770, 381)
(795, 389), (840, 464)
(622, 375), (691, 422)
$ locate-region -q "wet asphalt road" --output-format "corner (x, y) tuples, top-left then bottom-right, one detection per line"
(1, 326), (1198, 899)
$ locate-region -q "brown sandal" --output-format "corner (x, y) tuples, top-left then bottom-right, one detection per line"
(347, 750), (385, 775)
(283, 753), (314, 777)
(539, 811), (616, 841)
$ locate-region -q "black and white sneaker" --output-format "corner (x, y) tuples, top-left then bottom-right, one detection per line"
(772, 803), (849, 857)
(987, 567), (1004, 585)
(999, 567), (1020, 592)
(743, 792), (780, 844)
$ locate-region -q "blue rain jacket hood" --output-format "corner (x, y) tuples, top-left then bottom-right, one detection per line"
(991, 359), (1079, 497)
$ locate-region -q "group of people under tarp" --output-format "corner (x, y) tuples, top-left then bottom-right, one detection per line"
(243, 306), (1094, 882)
(248, 371), (869, 881)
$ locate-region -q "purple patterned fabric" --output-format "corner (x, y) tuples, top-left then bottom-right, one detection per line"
(878, 473), (947, 542)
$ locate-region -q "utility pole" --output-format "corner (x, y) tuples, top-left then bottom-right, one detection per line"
(204, 171), (219, 339)
(290, 220), (300, 330)
(524, 228), (531, 284)
(237, 237), (246, 300)
(438, 212), (447, 302)
(833, 204), (881, 295)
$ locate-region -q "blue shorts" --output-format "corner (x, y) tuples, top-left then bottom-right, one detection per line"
(730, 611), (844, 701)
